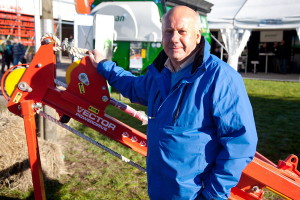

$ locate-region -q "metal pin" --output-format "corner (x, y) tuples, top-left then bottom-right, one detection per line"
(102, 96), (109, 102)
(252, 186), (261, 193)
(18, 82), (32, 92)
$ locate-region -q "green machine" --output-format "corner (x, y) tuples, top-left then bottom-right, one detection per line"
(91, 0), (211, 74)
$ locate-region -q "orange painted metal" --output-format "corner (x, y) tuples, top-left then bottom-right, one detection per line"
(6, 37), (147, 156)
(230, 152), (300, 199)
(74, 0), (94, 14)
(6, 40), (56, 116)
(20, 100), (46, 200)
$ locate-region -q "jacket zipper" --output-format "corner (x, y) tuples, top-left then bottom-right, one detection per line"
(149, 91), (160, 119)
(173, 84), (188, 122)
(149, 83), (188, 121)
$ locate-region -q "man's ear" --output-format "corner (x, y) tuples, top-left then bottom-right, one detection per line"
(196, 30), (201, 44)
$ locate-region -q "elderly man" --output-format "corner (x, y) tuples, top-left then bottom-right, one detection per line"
(89, 6), (257, 200)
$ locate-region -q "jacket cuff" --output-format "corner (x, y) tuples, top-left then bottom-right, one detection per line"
(99, 59), (108, 64)
(96, 59), (110, 73)
(202, 189), (226, 200)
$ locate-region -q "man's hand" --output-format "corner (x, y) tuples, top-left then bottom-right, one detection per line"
(88, 49), (106, 68)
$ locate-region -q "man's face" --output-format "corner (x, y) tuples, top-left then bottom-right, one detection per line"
(162, 13), (201, 66)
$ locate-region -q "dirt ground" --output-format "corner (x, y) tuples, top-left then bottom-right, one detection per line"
(0, 84), (106, 194)
(0, 59), (107, 196)
(0, 88), (69, 191)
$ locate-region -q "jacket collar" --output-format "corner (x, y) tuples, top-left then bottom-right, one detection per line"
(152, 36), (209, 74)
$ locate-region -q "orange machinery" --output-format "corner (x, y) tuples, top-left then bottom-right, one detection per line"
(1, 36), (300, 200)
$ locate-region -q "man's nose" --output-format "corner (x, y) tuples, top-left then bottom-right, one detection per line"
(171, 32), (180, 43)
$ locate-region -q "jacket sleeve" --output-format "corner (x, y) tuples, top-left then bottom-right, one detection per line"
(96, 60), (151, 106)
(202, 67), (258, 200)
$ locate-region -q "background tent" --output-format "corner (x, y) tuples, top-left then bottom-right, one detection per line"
(207, 0), (300, 70)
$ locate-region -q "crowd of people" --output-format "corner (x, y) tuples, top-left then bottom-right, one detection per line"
(211, 38), (292, 74)
(0, 37), (27, 74)
(259, 40), (289, 74)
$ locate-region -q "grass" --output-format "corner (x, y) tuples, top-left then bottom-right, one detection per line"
(1, 79), (300, 199)
(46, 96), (149, 200)
(244, 79), (300, 162)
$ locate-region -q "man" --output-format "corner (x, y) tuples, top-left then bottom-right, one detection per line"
(12, 37), (25, 65)
(89, 6), (257, 200)
(277, 40), (288, 74)
(1, 40), (13, 73)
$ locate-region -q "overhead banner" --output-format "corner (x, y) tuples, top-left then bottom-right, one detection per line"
(260, 31), (283, 42)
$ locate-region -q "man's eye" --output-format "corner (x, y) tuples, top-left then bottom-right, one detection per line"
(179, 30), (186, 34)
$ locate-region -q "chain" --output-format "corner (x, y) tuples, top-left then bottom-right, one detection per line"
(37, 110), (147, 173)
(54, 79), (68, 89)
(41, 33), (89, 59)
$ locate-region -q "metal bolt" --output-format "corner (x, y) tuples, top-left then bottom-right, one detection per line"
(102, 96), (109, 102)
(18, 82), (32, 92)
(32, 102), (43, 110)
(131, 136), (138, 142)
(102, 86), (107, 90)
(37, 63), (42, 67)
(252, 186), (261, 193)
(140, 141), (146, 146)
(122, 132), (129, 137)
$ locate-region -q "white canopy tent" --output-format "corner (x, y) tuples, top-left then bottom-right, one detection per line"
(207, 0), (300, 70)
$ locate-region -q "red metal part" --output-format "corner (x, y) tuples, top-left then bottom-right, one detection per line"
(6, 39), (147, 156)
(74, 0), (94, 14)
(109, 98), (148, 124)
(230, 152), (300, 200)
(20, 100), (46, 200)
(3, 38), (300, 199)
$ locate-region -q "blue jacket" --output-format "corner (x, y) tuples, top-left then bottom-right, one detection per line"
(12, 43), (25, 56)
(96, 38), (258, 200)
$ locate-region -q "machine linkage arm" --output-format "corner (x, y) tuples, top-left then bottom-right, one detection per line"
(231, 153), (300, 199)
(5, 37), (147, 156)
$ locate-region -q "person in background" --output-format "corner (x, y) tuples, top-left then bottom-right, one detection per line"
(258, 42), (268, 72)
(0, 38), (5, 73)
(277, 40), (288, 74)
(212, 45), (221, 59)
(12, 37), (25, 66)
(68, 34), (75, 62)
(89, 6), (258, 200)
(1, 40), (13, 74)
(24, 49), (34, 63)
(271, 42), (280, 73)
